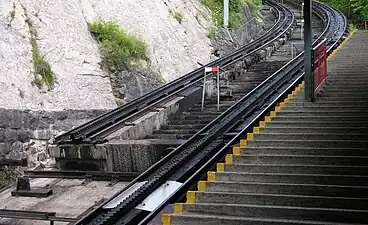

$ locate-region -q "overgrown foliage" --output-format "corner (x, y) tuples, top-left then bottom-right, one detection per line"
(88, 20), (150, 73)
(21, 3), (55, 90)
(321, 0), (368, 28)
(27, 20), (55, 89)
(174, 12), (184, 23)
(201, 0), (260, 29)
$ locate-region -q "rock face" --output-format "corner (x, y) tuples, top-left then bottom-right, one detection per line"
(0, 0), (214, 111)
(0, 0), (265, 167)
(82, 0), (214, 82)
(0, 0), (215, 165)
(0, 0), (117, 110)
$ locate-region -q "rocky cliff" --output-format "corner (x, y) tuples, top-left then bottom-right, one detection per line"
(0, 0), (266, 169)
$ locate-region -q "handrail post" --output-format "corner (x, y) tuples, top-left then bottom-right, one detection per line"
(201, 69), (206, 110)
(217, 69), (220, 111)
(304, 0), (313, 101)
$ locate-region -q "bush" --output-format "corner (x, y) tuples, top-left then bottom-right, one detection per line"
(320, 0), (368, 28)
(88, 20), (150, 72)
(201, 0), (259, 29)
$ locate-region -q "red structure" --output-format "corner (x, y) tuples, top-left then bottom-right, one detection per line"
(312, 38), (327, 94)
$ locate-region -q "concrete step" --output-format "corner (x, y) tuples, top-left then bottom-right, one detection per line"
(266, 120), (368, 127)
(272, 115), (368, 122)
(278, 110), (367, 117)
(169, 119), (212, 125)
(204, 181), (368, 198)
(167, 213), (363, 225)
(261, 127), (368, 133)
(189, 106), (231, 112)
(326, 80), (368, 84)
(230, 155), (368, 166)
(157, 129), (197, 135)
(318, 92), (368, 97)
(243, 147), (368, 156)
(146, 133), (192, 140)
(247, 139), (368, 148)
(179, 203), (368, 223)
(177, 115), (219, 121)
(253, 133), (368, 141)
(316, 97), (368, 101)
(287, 101), (368, 107)
(160, 124), (205, 130)
(182, 111), (223, 116)
(214, 172), (368, 186)
(320, 87), (368, 92)
(194, 191), (368, 209)
(224, 164), (368, 175)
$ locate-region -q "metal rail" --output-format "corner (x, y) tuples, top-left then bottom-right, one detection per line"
(0, 209), (78, 224)
(24, 170), (139, 182)
(54, 0), (290, 145)
(136, 2), (348, 225)
(75, 1), (347, 225)
(73, 1), (296, 225)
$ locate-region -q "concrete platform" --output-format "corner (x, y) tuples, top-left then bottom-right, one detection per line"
(0, 178), (128, 225)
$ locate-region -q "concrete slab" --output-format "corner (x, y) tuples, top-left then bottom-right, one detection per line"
(0, 178), (128, 225)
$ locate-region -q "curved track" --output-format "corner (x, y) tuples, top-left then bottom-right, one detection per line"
(54, 0), (294, 145)
(72, 1), (347, 225)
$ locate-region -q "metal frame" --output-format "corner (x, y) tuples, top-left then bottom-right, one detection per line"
(24, 170), (139, 181)
(0, 209), (78, 225)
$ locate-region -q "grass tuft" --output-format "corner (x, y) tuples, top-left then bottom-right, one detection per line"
(174, 11), (184, 23)
(201, 0), (261, 38)
(88, 20), (150, 73)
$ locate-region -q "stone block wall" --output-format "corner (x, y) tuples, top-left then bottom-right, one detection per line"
(0, 108), (108, 167)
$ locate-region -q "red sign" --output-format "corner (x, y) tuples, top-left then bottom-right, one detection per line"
(313, 38), (327, 93)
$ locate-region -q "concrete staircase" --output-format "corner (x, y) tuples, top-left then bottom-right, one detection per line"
(161, 31), (368, 225)
(145, 61), (287, 140)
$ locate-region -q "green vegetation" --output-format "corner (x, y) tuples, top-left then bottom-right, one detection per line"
(88, 20), (150, 73)
(201, 0), (261, 38)
(202, 0), (261, 28)
(20, 3), (55, 90)
(321, 0), (368, 28)
(208, 26), (217, 39)
(174, 11), (184, 23)
(26, 19), (55, 89)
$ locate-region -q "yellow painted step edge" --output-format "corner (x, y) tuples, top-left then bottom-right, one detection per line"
(160, 79), (305, 224)
(328, 28), (356, 61)
(161, 214), (171, 225)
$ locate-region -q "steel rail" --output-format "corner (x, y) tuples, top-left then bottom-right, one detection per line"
(23, 170), (139, 182)
(87, 5), (291, 143)
(94, 1), (346, 225)
(72, 1), (294, 225)
(73, 2), (296, 225)
(54, 0), (290, 145)
(0, 209), (79, 223)
(136, 2), (348, 225)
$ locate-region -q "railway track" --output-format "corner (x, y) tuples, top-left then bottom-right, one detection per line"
(65, 1), (348, 225)
(0, 1), (347, 225)
(53, 0), (294, 145)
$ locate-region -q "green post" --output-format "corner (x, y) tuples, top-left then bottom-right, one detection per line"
(304, 0), (313, 101)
